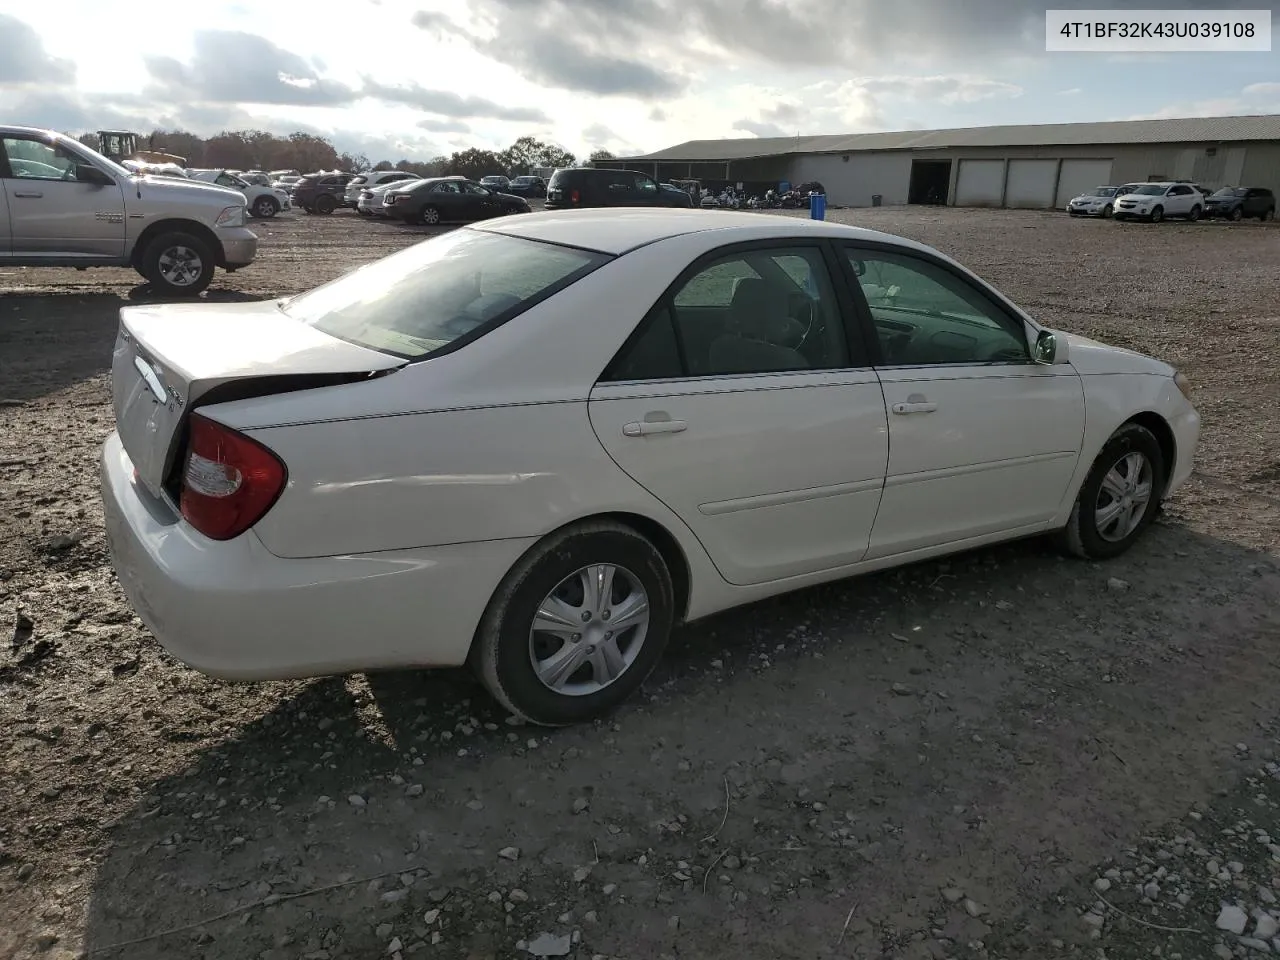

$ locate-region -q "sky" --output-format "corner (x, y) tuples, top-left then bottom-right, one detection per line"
(2, 0), (1279, 164)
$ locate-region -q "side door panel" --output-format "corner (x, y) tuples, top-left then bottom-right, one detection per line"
(872, 366), (1084, 557)
(591, 373), (888, 585)
(0, 183), (10, 256)
(588, 242), (890, 586)
(839, 242), (1086, 558)
(1, 135), (125, 258)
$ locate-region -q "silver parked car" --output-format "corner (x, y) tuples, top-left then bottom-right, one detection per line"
(0, 125), (258, 295)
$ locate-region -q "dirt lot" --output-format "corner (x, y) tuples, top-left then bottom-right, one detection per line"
(2, 206), (1280, 960)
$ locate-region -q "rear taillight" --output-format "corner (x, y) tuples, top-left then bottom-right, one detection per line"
(570, 189), (580, 202)
(179, 415), (286, 541)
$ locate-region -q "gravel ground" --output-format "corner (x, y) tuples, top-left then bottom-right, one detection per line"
(2, 205), (1279, 960)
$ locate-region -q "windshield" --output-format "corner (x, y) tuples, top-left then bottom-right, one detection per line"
(1090, 187), (1118, 197)
(1132, 185), (1167, 196)
(1212, 187), (1247, 198)
(282, 229), (611, 360)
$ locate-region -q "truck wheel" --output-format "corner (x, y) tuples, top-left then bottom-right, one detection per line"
(315, 195), (336, 215)
(251, 196), (279, 218)
(140, 232), (215, 297)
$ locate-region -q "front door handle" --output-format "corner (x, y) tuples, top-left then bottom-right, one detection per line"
(891, 401), (938, 415)
(12, 190), (43, 198)
(622, 418), (688, 437)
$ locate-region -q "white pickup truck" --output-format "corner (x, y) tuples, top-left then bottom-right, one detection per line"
(1, 125), (259, 296)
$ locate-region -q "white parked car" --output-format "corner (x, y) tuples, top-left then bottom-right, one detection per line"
(189, 169), (291, 219)
(345, 170), (421, 208)
(1065, 185), (1121, 218)
(357, 181), (410, 217)
(1113, 182), (1204, 222)
(100, 210), (1199, 725)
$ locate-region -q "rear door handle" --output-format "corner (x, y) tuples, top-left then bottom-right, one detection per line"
(12, 190), (43, 198)
(622, 419), (688, 437)
(891, 401), (938, 415)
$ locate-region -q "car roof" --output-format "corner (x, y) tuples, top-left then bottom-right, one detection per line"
(471, 208), (932, 257)
(0, 125), (65, 139)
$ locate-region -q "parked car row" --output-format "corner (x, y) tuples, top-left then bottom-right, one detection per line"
(345, 167), (697, 228)
(1066, 181), (1275, 222)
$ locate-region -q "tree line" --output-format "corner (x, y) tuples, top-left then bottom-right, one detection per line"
(74, 128), (617, 179)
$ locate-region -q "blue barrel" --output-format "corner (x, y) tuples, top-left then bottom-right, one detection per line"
(809, 192), (827, 220)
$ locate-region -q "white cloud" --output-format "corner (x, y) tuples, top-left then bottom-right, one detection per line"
(1057, 87), (1083, 96)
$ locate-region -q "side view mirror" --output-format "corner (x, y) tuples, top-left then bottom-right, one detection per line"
(77, 165), (114, 187)
(1033, 329), (1059, 364)
(849, 259), (867, 277)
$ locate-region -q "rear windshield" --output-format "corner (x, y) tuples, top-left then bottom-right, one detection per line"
(282, 229), (610, 360)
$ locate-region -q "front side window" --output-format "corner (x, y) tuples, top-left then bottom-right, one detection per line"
(633, 176), (658, 195)
(846, 248), (1030, 366)
(283, 230), (610, 361)
(2, 137), (76, 181)
(463, 182), (489, 195)
(432, 181), (461, 194)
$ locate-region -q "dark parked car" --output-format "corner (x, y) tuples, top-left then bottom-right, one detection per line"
(479, 175), (511, 191)
(545, 168), (694, 210)
(1204, 186), (1276, 221)
(506, 175), (546, 198)
(292, 173), (356, 215)
(381, 177), (531, 225)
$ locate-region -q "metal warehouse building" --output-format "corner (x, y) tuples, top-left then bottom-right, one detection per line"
(604, 114), (1280, 209)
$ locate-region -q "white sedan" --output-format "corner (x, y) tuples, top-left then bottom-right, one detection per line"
(1065, 185), (1121, 217)
(100, 210), (1199, 725)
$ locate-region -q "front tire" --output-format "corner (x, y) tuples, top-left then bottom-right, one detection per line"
(1057, 423), (1165, 560)
(1150, 206), (1164, 223)
(140, 231), (215, 297)
(1231, 206), (1244, 221)
(471, 520), (675, 726)
(251, 196), (279, 219)
(314, 195), (336, 215)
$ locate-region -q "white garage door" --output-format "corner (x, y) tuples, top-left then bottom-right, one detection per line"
(1005, 160), (1058, 208)
(1055, 159), (1115, 207)
(954, 160), (1004, 206)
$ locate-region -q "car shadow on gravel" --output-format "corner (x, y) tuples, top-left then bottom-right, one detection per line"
(74, 516), (1280, 959)
(0, 291), (264, 403)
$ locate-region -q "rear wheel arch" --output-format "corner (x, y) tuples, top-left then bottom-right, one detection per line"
(131, 219), (224, 268)
(476, 511), (693, 635)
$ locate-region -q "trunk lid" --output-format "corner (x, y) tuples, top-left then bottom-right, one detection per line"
(112, 299), (405, 499)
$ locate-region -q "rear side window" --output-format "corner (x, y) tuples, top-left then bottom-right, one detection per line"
(283, 230), (611, 360)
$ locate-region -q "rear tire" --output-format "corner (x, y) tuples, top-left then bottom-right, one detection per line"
(471, 521), (675, 726)
(1101, 205), (1113, 218)
(1262, 207), (1275, 222)
(1056, 422), (1165, 561)
(1187, 204), (1201, 222)
(315, 195), (336, 215)
(421, 205), (442, 226)
(140, 231), (215, 298)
